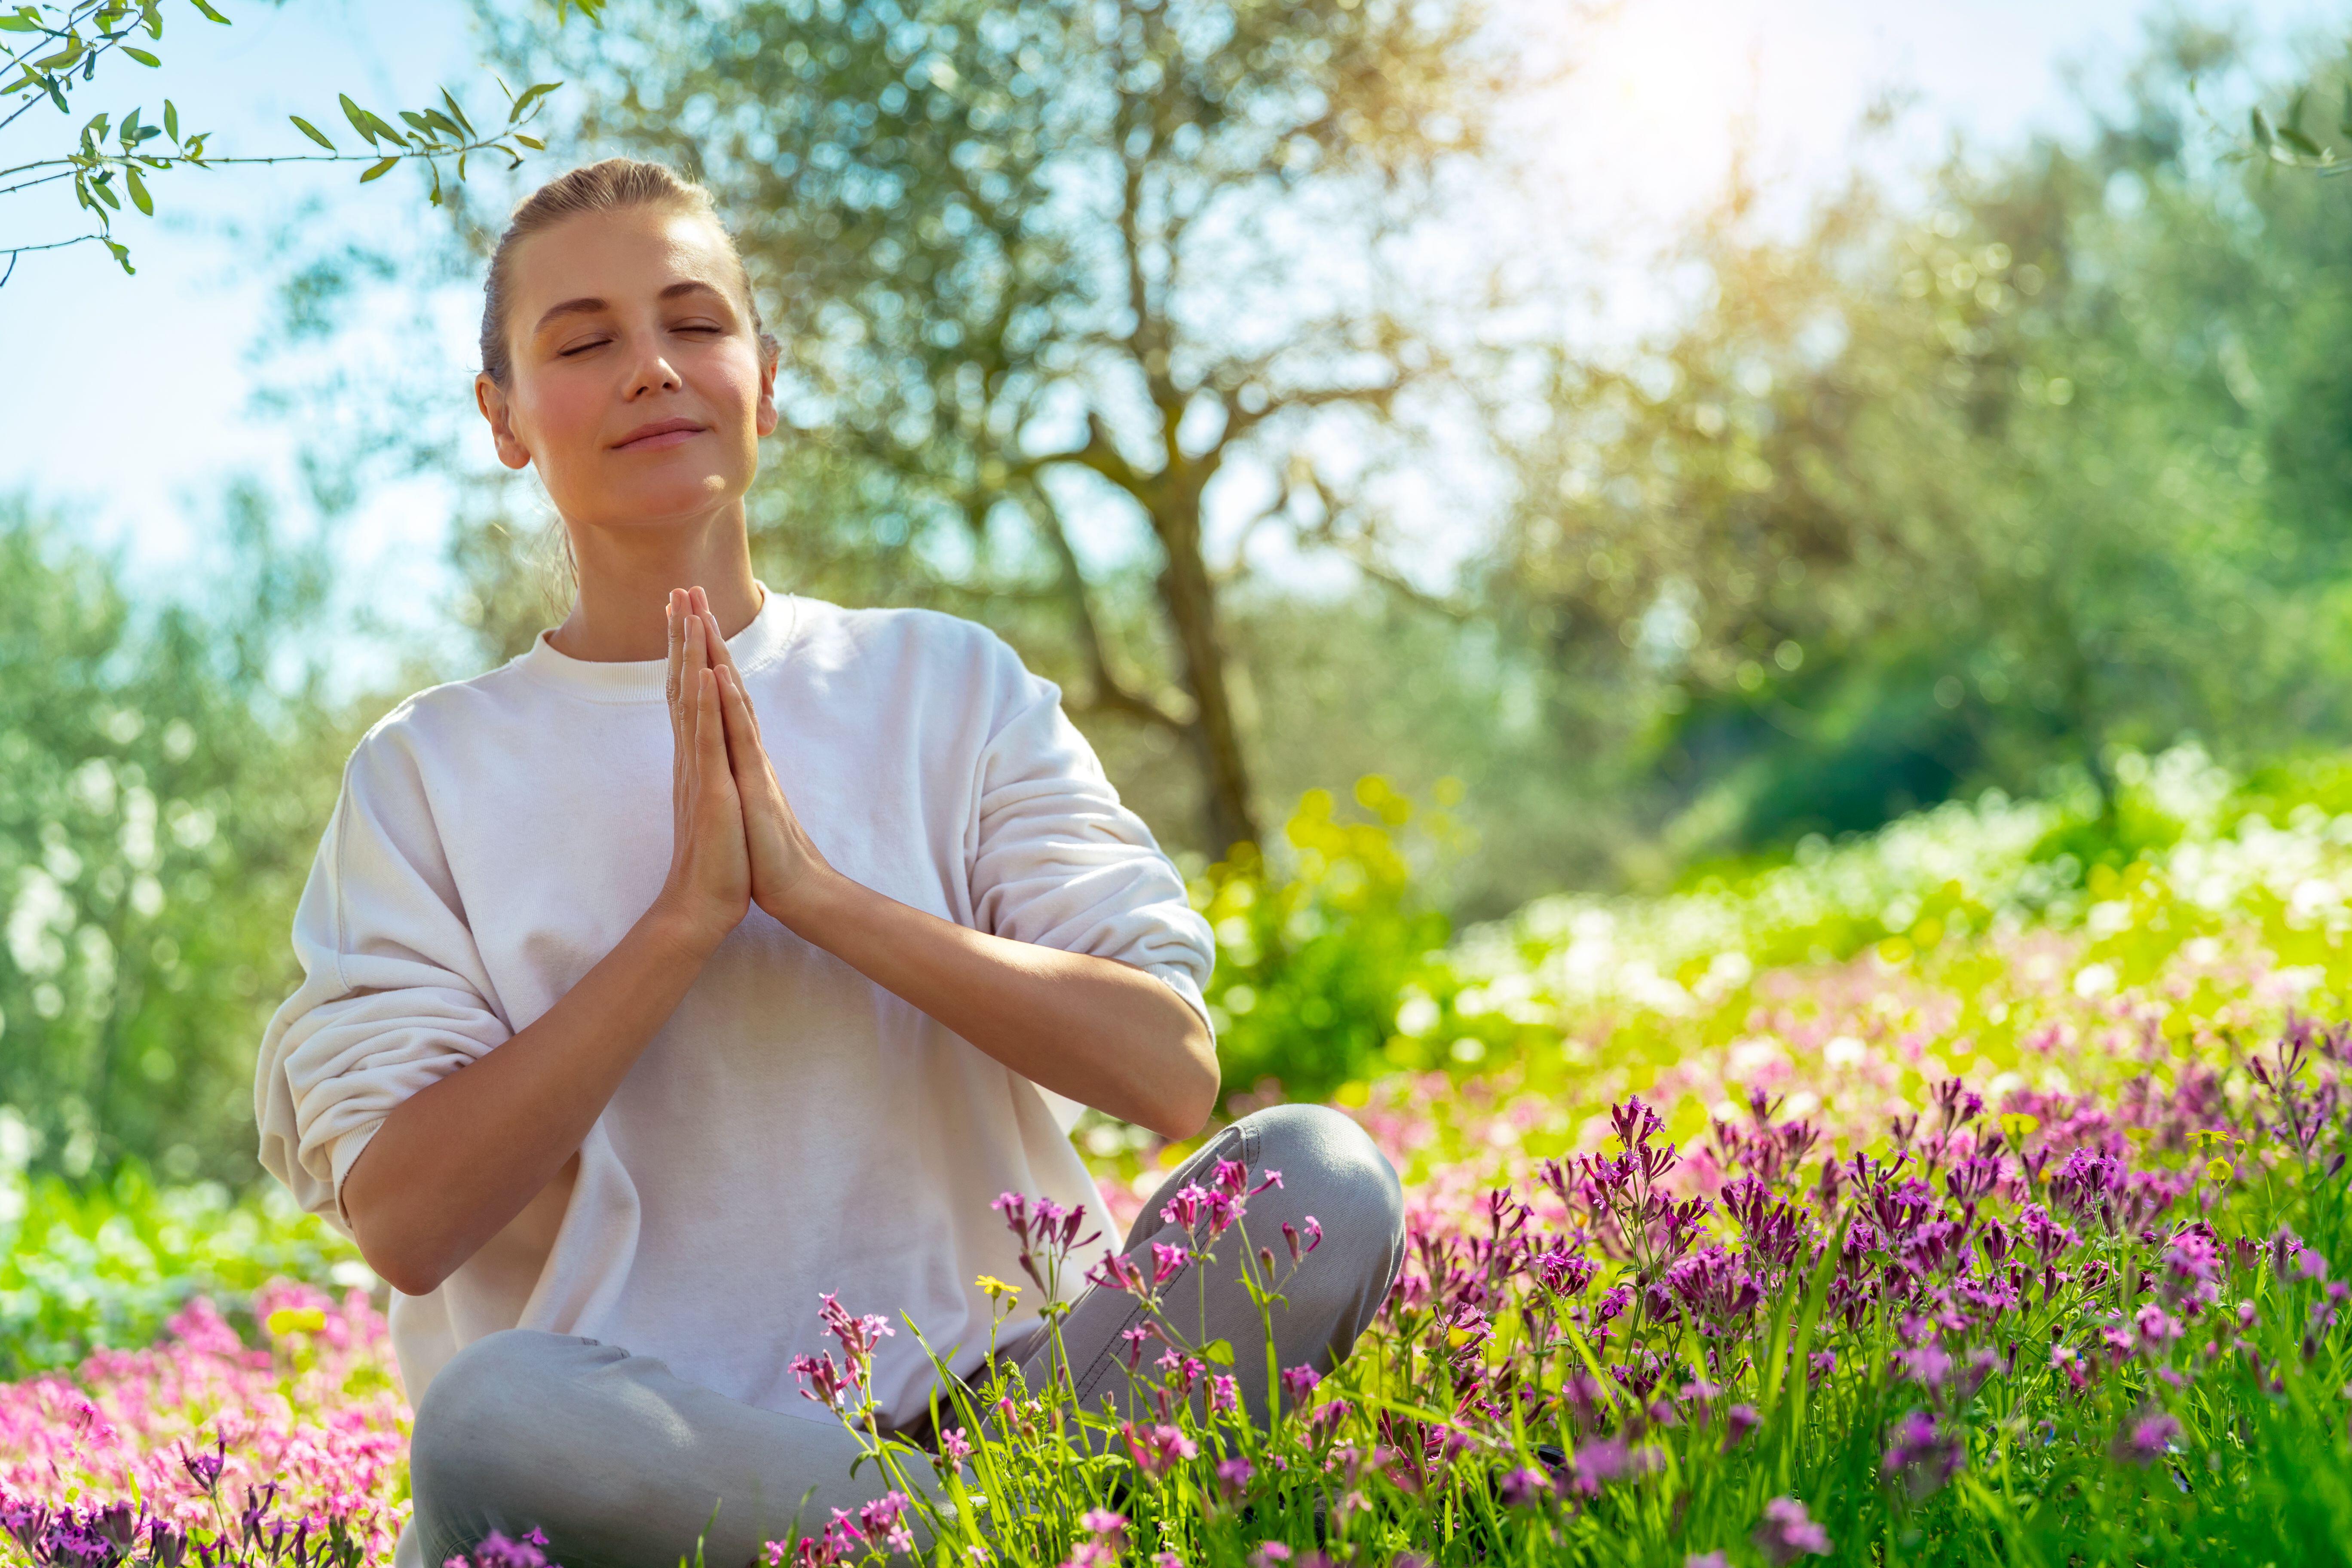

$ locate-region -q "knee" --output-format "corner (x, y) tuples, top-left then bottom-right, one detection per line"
(412, 1331), (593, 1528)
(1246, 1103), (1405, 1253)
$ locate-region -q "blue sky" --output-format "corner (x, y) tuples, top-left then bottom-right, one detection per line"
(3, 0), (2346, 669)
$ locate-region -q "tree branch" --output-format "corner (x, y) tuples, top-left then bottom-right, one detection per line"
(1024, 480), (1191, 732)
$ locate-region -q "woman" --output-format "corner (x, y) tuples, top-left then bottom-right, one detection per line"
(254, 159), (1406, 1568)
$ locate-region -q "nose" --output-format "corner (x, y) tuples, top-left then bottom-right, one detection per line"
(625, 337), (683, 400)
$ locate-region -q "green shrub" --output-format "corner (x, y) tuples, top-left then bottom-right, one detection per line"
(0, 1115), (364, 1378)
(1190, 777), (1466, 1107)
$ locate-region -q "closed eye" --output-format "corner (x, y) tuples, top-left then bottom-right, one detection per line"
(562, 329), (724, 359)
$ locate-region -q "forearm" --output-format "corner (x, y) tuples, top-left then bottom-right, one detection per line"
(777, 872), (1218, 1139)
(342, 901), (715, 1295)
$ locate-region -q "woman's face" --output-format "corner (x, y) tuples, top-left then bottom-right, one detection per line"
(475, 205), (777, 533)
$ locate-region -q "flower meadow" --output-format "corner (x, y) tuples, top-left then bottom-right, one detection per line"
(16, 746), (2352, 1565)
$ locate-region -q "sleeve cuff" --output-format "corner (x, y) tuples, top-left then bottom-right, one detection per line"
(1143, 962), (1216, 1044)
(325, 1118), (388, 1240)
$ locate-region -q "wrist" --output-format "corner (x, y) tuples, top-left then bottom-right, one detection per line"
(759, 865), (855, 939)
(640, 891), (730, 964)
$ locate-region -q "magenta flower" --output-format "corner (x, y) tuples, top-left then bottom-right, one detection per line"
(1496, 1465), (1554, 1507)
(1725, 1404), (1761, 1449)
(1120, 1421), (1197, 1476)
(2112, 1410), (2183, 1464)
(1280, 1364), (1323, 1406)
(1752, 1496), (1831, 1562)
(1150, 1242), (1191, 1283)
(1882, 1411), (1966, 1500)
(1160, 1184), (1211, 1231)
(1084, 1252), (1147, 1295)
(1282, 1216), (1324, 1261)
(1216, 1455), (1256, 1498)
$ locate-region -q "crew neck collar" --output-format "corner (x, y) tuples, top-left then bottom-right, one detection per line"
(511, 582), (798, 704)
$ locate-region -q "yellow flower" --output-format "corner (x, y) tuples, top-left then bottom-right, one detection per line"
(975, 1275), (1020, 1300)
(1997, 1112), (2039, 1144)
(2206, 1158), (2234, 1183)
(265, 1306), (326, 1337)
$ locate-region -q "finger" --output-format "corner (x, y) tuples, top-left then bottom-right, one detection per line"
(665, 593), (686, 787)
(699, 604), (763, 743)
(716, 664), (763, 788)
(685, 596), (709, 691)
(695, 667), (735, 804)
(665, 590), (684, 710)
(698, 602), (735, 672)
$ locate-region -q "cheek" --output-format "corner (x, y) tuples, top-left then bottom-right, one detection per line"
(518, 374), (606, 466)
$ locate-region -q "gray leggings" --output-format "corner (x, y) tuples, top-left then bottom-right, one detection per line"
(401, 1105), (1406, 1568)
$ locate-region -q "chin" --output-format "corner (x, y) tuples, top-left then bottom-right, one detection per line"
(578, 474), (746, 527)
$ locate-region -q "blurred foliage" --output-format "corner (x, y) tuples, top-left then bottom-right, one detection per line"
(0, 1110), (361, 1378)
(0, 493), (366, 1185)
(1485, 22), (2352, 870)
(1188, 776), (1466, 1106)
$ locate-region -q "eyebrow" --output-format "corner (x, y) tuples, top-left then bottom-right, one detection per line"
(532, 280), (731, 335)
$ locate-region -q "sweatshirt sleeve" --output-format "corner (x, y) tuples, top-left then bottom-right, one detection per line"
(966, 638), (1217, 1040)
(254, 720), (513, 1236)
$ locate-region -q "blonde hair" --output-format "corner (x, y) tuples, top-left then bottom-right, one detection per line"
(475, 155), (781, 606)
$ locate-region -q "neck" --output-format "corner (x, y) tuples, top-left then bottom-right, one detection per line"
(548, 505), (764, 662)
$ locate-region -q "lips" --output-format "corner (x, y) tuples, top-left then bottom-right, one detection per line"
(611, 418), (708, 452)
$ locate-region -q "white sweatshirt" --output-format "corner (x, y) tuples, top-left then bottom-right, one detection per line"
(253, 585), (1215, 1424)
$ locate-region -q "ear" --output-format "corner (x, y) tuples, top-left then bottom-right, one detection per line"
(754, 336), (781, 440)
(475, 372), (535, 472)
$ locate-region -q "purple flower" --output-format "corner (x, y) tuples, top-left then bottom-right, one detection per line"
(858, 1494), (915, 1554)
(178, 1436), (226, 1496)
(1752, 1496), (1831, 1562)
(1161, 1184), (1210, 1231)
(1497, 1465), (1554, 1507)
(1535, 1244), (1596, 1296)
(1686, 1556), (1731, 1568)
(2135, 1301), (2185, 1352)
(1894, 1340), (1952, 1390)
(1120, 1421), (1197, 1476)
(1216, 1456), (1256, 1498)
(1280, 1364), (1323, 1406)
(1085, 1252), (1148, 1295)
(450, 1528), (554, 1568)
(1881, 1411), (1966, 1500)
(2112, 1410), (2183, 1464)
(1150, 1242), (1191, 1283)
(1283, 1216), (1324, 1261)
(1725, 1404), (1761, 1449)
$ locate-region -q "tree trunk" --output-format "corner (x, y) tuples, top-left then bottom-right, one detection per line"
(1149, 487), (1261, 858)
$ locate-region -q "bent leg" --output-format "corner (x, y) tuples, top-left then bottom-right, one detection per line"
(1030, 1103), (1406, 1427)
(410, 1329), (935, 1568)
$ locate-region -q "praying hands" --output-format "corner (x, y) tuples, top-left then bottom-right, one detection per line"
(658, 584), (1218, 1139)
